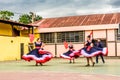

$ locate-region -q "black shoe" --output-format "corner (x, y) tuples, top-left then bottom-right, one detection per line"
(35, 63), (38, 66)
(39, 63), (43, 66)
(92, 62), (95, 67)
(73, 61), (75, 64)
(85, 64), (90, 67)
(73, 59), (75, 64)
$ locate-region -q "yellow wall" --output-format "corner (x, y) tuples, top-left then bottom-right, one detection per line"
(0, 36), (39, 61)
(0, 22), (40, 61)
(0, 36), (30, 61)
(20, 28), (40, 38)
(20, 30), (29, 37)
(0, 22), (12, 36)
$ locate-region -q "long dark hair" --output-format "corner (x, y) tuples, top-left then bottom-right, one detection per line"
(36, 38), (40, 41)
(91, 38), (96, 46)
(87, 35), (91, 38)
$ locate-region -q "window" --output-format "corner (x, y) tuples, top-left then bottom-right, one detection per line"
(13, 28), (20, 36)
(57, 31), (84, 43)
(40, 31), (84, 43)
(117, 29), (120, 40)
(118, 24), (120, 34)
(40, 33), (55, 43)
(101, 39), (107, 47)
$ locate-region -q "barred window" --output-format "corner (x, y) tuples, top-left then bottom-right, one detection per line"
(117, 29), (120, 40)
(119, 24), (120, 34)
(117, 24), (120, 40)
(57, 31), (84, 43)
(40, 33), (55, 43)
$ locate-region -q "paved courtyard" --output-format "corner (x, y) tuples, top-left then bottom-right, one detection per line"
(0, 58), (120, 80)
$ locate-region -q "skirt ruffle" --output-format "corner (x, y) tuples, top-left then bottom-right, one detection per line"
(22, 49), (52, 63)
(71, 47), (108, 57)
(70, 50), (81, 58)
(60, 50), (80, 60)
(81, 47), (108, 57)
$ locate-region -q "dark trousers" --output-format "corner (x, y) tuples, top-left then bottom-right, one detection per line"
(96, 54), (105, 63)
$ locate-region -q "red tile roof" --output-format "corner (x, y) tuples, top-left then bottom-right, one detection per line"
(33, 13), (120, 28)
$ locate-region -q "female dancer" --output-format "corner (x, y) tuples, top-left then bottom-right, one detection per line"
(84, 36), (95, 66)
(22, 38), (52, 66)
(60, 43), (80, 63)
(71, 35), (108, 66)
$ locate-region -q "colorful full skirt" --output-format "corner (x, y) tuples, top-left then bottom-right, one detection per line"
(22, 49), (53, 63)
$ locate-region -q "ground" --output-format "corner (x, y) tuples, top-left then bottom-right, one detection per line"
(0, 58), (120, 80)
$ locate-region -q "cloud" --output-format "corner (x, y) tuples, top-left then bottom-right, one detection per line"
(0, 0), (120, 20)
(109, 0), (120, 8)
(36, 0), (112, 18)
(0, 0), (20, 4)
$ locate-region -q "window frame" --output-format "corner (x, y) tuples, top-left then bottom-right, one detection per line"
(40, 31), (84, 44)
(56, 31), (84, 43)
(118, 24), (120, 34)
(116, 29), (120, 41)
(40, 33), (55, 43)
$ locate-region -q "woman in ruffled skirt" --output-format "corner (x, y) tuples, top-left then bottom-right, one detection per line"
(60, 43), (80, 63)
(22, 38), (52, 66)
(71, 35), (108, 66)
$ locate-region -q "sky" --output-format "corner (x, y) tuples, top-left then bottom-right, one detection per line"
(0, 0), (120, 20)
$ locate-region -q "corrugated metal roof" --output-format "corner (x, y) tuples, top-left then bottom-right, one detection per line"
(33, 13), (120, 28)
(0, 19), (35, 28)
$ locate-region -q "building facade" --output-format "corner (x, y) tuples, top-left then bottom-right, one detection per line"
(32, 13), (120, 57)
(0, 20), (38, 61)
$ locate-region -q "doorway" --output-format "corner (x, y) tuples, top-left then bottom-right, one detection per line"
(20, 43), (24, 59)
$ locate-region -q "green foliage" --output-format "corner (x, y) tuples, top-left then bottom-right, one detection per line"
(0, 10), (14, 20)
(19, 13), (42, 24)
(19, 14), (32, 24)
(0, 10), (42, 24)
(34, 15), (42, 21)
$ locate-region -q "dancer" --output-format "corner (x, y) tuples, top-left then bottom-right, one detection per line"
(84, 36), (95, 67)
(81, 35), (108, 66)
(22, 38), (52, 66)
(60, 42), (80, 63)
(71, 35), (108, 67)
(95, 39), (105, 63)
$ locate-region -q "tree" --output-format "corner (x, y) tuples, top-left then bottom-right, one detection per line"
(18, 12), (42, 24)
(34, 15), (42, 21)
(0, 10), (14, 20)
(19, 14), (32, 24)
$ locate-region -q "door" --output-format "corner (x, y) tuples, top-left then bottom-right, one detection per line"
(20, 43), (24, 59)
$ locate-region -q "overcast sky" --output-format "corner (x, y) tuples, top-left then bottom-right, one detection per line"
(0, 0), (120, 20)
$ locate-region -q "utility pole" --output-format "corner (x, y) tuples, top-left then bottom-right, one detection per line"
(29, 12), (36, 34)
(29, 12), (35, 23)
